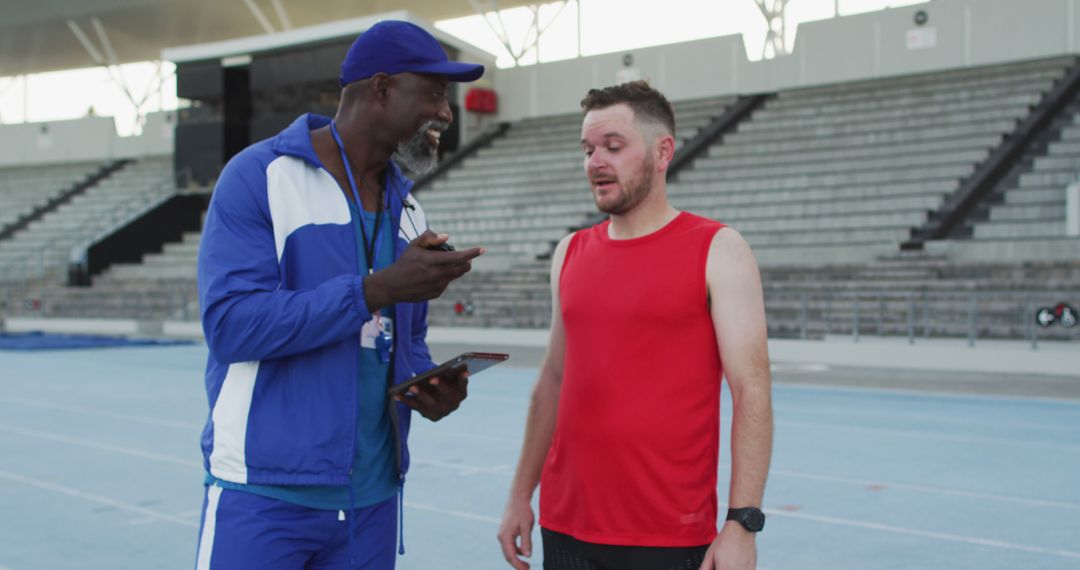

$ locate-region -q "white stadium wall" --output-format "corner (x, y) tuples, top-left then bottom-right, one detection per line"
(4, 0), (1080, 166)
(0, 111), (174, 168)
(495, 0), (1080, 120)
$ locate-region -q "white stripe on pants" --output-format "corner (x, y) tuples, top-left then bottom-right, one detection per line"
(196, 485), (224, 570)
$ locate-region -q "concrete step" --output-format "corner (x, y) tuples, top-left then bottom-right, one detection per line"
(974, 221), (1066, 239)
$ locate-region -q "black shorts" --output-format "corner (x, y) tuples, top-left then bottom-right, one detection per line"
(541, 528), (710, 570)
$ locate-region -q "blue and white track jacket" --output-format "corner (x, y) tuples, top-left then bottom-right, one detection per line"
(197, 113), (437, 487)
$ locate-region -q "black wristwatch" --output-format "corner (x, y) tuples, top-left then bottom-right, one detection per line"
(726, 507), (766, 532)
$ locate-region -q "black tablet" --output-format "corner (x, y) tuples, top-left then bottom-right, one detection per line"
(388, 352), (509, 397)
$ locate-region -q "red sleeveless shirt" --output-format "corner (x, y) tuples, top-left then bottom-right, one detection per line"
(539, 211), (726, 547)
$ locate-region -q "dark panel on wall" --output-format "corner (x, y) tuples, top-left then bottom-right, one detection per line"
(172, 35), (476, 187)
(174, 121), (224, 186)
(250, 40), (351, 90)
(223, 65), (252, 162)
(176, 59), (224, 100)
(250, 80), (340, 140)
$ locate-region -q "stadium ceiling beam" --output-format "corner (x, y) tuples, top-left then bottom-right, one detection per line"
(240, 0), (294, 34)
(65, 17), (168, 130)
(242, 0), (278, 34)
(468, 0), (572, 66)
(753, 0), (790, 59)
(270, 0), (293, 30)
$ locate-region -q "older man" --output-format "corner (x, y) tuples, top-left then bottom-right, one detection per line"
(195, 20), (485, 570)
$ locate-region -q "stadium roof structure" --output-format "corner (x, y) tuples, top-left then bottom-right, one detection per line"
(0, 0), (535, 76)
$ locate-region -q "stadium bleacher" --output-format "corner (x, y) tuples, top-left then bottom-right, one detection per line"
(0, 56), (1076, 343)
(669, 56), (1072, 266)
(0, 161), (104, 233)
(925, 101), (1080, 262)
(426, 57), (1079, 336)
(421, 96), (738, 270)
(0, 156), (175, 284)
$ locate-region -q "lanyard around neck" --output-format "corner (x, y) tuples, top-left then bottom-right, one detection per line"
(330, 120), (387, 275)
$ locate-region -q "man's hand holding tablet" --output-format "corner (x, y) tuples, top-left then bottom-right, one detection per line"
(391, 352), (509, 421)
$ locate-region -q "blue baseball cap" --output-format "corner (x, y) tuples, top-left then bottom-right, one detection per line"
(340, 20), (485, 85)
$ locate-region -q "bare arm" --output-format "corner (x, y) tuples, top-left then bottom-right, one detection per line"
(701, 227), (774, 570)
(497, 234), (572, 570)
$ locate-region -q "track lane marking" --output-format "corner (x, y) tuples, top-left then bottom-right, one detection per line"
(0, 469), (198, 529)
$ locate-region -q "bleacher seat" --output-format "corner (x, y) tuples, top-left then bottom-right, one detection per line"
(0, 161), (103, 232)
(0, 156), (175, 283)
(927, 100), (1080, 262)
(668, 57), (1072, 266)
(421, 97), (738, 270)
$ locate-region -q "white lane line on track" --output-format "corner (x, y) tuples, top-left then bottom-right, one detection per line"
(0, 397), (203, 430)
(0, 469), (199, 529)
(402, 502), (786, 570)
(766, 508), (1080, 559)
(421, 435), (1080, 510)
(7, 421), (1072, 514)
(410, 498), (1078, 563)
(0, 423), (202, 468)
(412, 428), (519, 444)
(427, 419), (1079, 451)
(771, 402), (1080, 433)
(410, 458), (513, 476)
(404, 502), (501, 524)
(775, 382), (1080, 406)
(767, 468), (1080, 511)
(777, 419), (1080, 451)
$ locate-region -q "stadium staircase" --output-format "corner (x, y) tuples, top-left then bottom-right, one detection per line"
(919, 62), (1080, 262)
(24, 223), (204, 321)
(667, 56), (1073, 266)
(0, 157), (176, 308)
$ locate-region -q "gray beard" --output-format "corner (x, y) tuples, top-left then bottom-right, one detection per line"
(393, 120), (446, 177)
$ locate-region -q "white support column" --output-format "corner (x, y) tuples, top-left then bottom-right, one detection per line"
(1067, 181), (1080, 237)
(577, 0), (582, 58)
(23, 75), (29, 123)
(0, 77), (17, 124)
(754, 0), (790, 59)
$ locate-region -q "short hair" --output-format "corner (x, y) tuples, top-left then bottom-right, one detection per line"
(580, 80), (676, 139)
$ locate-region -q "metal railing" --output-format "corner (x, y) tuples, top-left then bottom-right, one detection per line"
(426, 288), (1079, 350)
(764, 289), (1079, 349)
(0, 281), (198, 322)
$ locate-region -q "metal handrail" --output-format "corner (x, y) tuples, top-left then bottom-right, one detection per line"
(763, 288), (1079, 348)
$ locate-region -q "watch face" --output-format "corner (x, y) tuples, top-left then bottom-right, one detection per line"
(730, 507), (766, 532)
(745, 509), (765, 532)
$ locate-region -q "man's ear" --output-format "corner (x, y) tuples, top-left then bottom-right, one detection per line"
(370, 73), (392, 104)
(656, 133), (676, 173)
